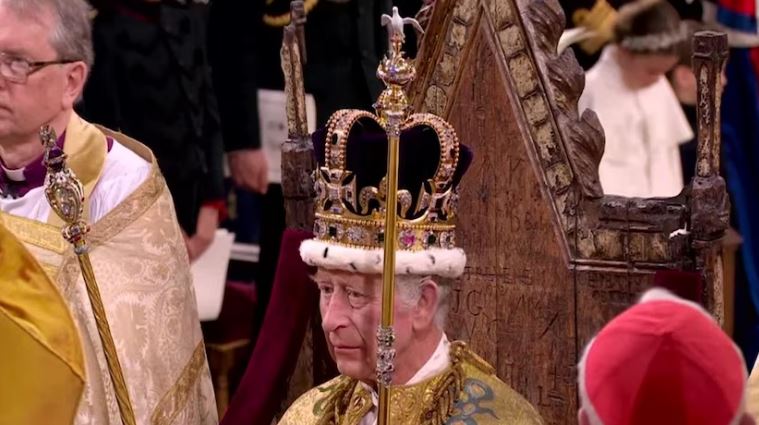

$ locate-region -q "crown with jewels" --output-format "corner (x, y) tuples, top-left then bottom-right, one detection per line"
(299, 9), (472, 278)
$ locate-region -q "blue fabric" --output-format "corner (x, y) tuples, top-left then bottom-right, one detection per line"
(219, 178), (262, 244)
(718, 6), (758, 32)
(721, 48), (759, 367)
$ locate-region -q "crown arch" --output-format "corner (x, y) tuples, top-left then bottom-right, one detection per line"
(409, 1), (728, 423)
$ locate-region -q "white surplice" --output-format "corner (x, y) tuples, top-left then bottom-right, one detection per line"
(579, 45), (693, 198)
(0, 140), (150, 221)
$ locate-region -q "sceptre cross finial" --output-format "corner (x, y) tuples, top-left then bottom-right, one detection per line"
(381, 6), (424, 45)
(374, 7), (419, 125)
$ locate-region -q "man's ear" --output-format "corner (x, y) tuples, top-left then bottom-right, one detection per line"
(412, 279), (439, 331)
(62, 62), (88, 109)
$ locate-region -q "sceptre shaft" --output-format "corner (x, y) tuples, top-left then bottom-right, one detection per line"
(40, 125), (136, 425)
(376, 7), (422, 425)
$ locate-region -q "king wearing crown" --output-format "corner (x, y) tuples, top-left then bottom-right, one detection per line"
(279, 8), (543, 425)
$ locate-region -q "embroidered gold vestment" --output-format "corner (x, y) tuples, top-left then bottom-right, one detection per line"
(279, 342), (544, 425)
(0, 116), (217, 425)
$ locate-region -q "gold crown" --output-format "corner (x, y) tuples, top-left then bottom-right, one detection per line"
(312, 111), (462, 252)
(311, 17), (464, 254)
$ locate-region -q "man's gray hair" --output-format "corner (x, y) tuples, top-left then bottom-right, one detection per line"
(2, 0), (93, 67)
(396, 275), (451, 328)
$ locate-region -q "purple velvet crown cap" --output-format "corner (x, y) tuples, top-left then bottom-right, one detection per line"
(312, 116), (473, 218)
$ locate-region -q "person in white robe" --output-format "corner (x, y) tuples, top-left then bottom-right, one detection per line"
(578, 0), (693, 198)
(0, 0), (217, 423)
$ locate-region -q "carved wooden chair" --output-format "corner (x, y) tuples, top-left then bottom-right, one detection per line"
(404, 1), (729, 423)
(225, 1), (730, 424)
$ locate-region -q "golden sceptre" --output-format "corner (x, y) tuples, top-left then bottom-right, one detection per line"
(40, 125), (136, 425)
(375, 7), (422, 425)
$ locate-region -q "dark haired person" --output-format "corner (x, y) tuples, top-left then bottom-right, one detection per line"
(579, 0), (693, 198)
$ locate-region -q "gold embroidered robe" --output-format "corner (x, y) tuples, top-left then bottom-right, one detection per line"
(279, 342), (544, 425)
(0, 117), (217, 425)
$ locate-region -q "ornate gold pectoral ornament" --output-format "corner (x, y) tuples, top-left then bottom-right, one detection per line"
(40, 125), (137, 425)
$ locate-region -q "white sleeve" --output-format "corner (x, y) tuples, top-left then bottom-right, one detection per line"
(89, 141), (152, 223)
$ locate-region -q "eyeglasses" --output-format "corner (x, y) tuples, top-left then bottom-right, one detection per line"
(0, 52), (79, 84)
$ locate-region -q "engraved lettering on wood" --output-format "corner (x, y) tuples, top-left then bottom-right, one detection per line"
(447, 275), (498, 361)
(575, 271), (653, 346)
(444, 28), (576, 423)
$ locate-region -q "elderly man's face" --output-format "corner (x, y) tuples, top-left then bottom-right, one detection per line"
(315, 269), (418, 383)
(0, 5), (77, 141)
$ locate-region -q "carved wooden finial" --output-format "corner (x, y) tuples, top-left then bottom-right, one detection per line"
(690, 30), (729, 243)
(290, 0), (307, 64)
(689, 31), (730, 319)
(280, 0), (315, 230)
(693, 30), (729, 178)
